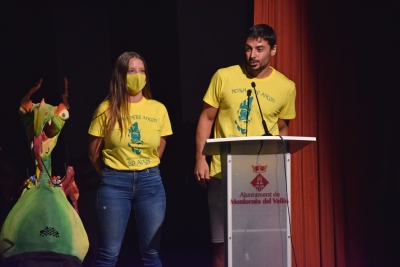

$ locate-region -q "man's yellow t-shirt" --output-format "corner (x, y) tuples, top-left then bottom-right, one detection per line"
(88, 98), (172, 171)
(203, 65), (296, 178)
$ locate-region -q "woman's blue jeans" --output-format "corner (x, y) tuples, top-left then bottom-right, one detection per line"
(95, 166), (165, 267)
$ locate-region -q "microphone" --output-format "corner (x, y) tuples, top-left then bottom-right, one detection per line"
(246, 89), (252, 136)
(251, 82), (272, 136)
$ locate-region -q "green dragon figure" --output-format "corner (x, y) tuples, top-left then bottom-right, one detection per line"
(0, 79), (89, 263)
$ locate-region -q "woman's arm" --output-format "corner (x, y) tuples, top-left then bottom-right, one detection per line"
(158, 136), (168, 159)
(88, 134), (105, 174)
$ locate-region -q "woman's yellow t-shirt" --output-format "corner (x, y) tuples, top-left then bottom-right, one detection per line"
(88, 98), (172, 171)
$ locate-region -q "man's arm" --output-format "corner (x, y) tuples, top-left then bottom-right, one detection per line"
(278, 119), (290, 136)
(194, 103), (218, 188)
(88, 135), (105, 175)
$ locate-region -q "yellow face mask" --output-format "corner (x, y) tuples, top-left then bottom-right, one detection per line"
(126, 73), (146, 95)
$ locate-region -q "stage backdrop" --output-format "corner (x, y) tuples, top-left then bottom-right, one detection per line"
(0, 1), (253, 266)
(255, 1), (399, 267)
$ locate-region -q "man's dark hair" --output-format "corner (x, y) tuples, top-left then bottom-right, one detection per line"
(246, 24), (276, 48)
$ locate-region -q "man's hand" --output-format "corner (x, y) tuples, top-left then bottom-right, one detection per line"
(194, 103), (218, 188)
(194, 157), (210, 188)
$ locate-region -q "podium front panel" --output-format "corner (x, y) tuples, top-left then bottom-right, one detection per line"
(227, 154), (290, 267)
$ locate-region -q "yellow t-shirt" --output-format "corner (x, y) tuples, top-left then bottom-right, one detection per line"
(88, 98), (173, 171)
(203, 65), (296, 178)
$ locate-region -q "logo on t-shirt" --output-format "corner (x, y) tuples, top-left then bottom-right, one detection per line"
(128, 122), (143, 154)
(234, 96), (253, 134)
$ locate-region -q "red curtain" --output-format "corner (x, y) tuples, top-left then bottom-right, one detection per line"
(254, 1), (345, 266)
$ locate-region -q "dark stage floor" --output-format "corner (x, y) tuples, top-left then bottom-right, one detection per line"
(111, 243), (212, 267)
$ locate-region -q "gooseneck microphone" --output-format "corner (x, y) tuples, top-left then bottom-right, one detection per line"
(246, 89), (252, 136)
(251, 82), (272, 136)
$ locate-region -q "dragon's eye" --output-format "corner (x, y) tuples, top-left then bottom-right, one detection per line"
(57, 109), (69, 120)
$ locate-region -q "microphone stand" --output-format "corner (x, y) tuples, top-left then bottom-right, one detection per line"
(246, 89), (251, 137)
(251, 82), (272, 136)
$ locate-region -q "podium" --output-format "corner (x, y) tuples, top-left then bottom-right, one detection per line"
(203, 136), (316, 267)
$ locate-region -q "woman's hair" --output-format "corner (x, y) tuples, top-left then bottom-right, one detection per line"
(105, 52), (152, 135)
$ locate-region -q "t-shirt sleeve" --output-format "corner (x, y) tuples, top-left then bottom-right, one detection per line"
(278, 83), (296, 120)
(159, 104), (173, 137)
(203, 70), (223, 108)
(88, 103), (108, 137)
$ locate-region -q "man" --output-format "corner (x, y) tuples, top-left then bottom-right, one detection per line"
(194, 24), (296, 267)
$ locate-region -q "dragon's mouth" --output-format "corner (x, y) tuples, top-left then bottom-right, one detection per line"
(42, 119), (59, 138)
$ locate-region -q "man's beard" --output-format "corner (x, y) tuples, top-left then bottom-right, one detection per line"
(247, 59), (269, 72)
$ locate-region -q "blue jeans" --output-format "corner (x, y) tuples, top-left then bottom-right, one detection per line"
(95, 166), (166, 267)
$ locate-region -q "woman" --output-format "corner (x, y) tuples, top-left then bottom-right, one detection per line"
(88, 52), (172, 267)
